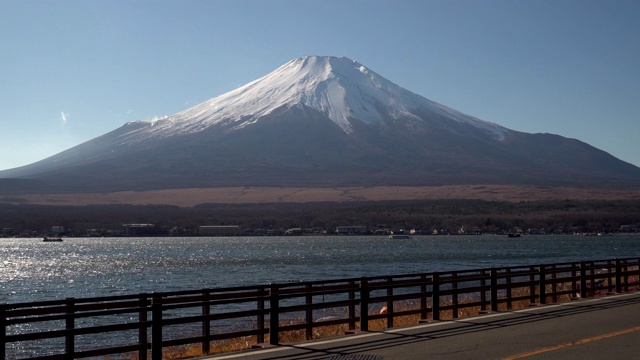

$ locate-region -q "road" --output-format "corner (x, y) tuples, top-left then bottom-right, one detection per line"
(204, 292), (640, 360)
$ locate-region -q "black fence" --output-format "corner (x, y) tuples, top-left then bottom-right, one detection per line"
(2, 258), (639, 359)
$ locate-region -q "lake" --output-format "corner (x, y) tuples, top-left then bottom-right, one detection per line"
(2, 235), (639, 304)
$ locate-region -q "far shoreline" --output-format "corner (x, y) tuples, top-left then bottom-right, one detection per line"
(3, 184), (640, 207)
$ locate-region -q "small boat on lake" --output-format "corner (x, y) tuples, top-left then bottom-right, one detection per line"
(389, 234), (411, 239)
(43, 237), (63, 242)
(389, 230), (411, 239)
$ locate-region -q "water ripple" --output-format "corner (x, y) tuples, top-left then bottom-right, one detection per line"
(2, 235), (639, 303)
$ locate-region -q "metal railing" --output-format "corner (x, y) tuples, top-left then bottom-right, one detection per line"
(2, 257), (639, 359)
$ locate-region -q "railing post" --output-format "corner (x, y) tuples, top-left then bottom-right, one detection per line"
(452, 272), (458, 318)
(529, 266), (536, 304)
(420, 274), (428, 321)
(432, 272), (440, 321)
(615, 259), (622, 294)
(305, 284), (313, 340)
(269, 285), (279, 345)
(359, 279), (369, 331)
(609, 260), (615, 293)
(490, 268), (498, 312)
(65, 298), (75, 359)
(580, 261), (588, 298)
(1, 303), (6, 360)
(551, 265), (557, 303)
(480, 270), (487, 312)
(506, 268), (512, 309)
(539, 265), (546, 304)
(202, 289), (211, 354)
(571, 265), (578, 299)
(348, 281), (356, 331)
(622, 259), (629, 293)
(139, 294), (148, 360)
(151, 294), (163, 360)
(622, 259), (629, 292)
(386, 277), (394, 328)
(257, 287), (266, 344)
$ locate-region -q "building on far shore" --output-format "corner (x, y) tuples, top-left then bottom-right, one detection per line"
(199, 225), (242, 236)
(123, 224), (156, 236)
(2, 228), (14, 237)
(51, 226), (66, 236)
(335, 226), (368, 235)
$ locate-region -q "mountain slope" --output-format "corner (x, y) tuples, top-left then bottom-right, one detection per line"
(1, 55), (640, 193)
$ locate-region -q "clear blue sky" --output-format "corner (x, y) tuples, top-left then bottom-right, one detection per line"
(2, 0), (639, 171)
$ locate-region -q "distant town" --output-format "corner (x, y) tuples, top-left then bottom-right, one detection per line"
(1, 199), (639, 238)
(2, 223), (638, 239)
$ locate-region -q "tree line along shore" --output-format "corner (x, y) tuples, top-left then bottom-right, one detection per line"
(1, 199), (639, 238)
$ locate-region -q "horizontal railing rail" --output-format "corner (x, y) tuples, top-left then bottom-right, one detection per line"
(2, 257), (639, 360)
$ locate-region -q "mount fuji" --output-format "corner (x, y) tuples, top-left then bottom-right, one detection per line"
(2, 55), (640, 194)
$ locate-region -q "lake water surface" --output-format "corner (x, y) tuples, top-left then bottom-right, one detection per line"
(2, 235), (639, 304)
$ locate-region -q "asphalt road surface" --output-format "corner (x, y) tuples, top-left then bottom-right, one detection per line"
(205, 292), (640, 360)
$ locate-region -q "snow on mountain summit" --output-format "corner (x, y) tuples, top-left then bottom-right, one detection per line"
(125, 55), (507, 142)
(5, 57), (640, 192)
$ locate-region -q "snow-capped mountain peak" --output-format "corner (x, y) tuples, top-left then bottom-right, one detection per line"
(4, 57), (640, 193)
(124, 55), (507, 142)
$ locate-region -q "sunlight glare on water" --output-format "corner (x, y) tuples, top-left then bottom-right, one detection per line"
(1, 235), (639, 304)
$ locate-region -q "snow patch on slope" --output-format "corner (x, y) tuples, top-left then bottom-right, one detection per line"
(120, 55), (507, 144)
